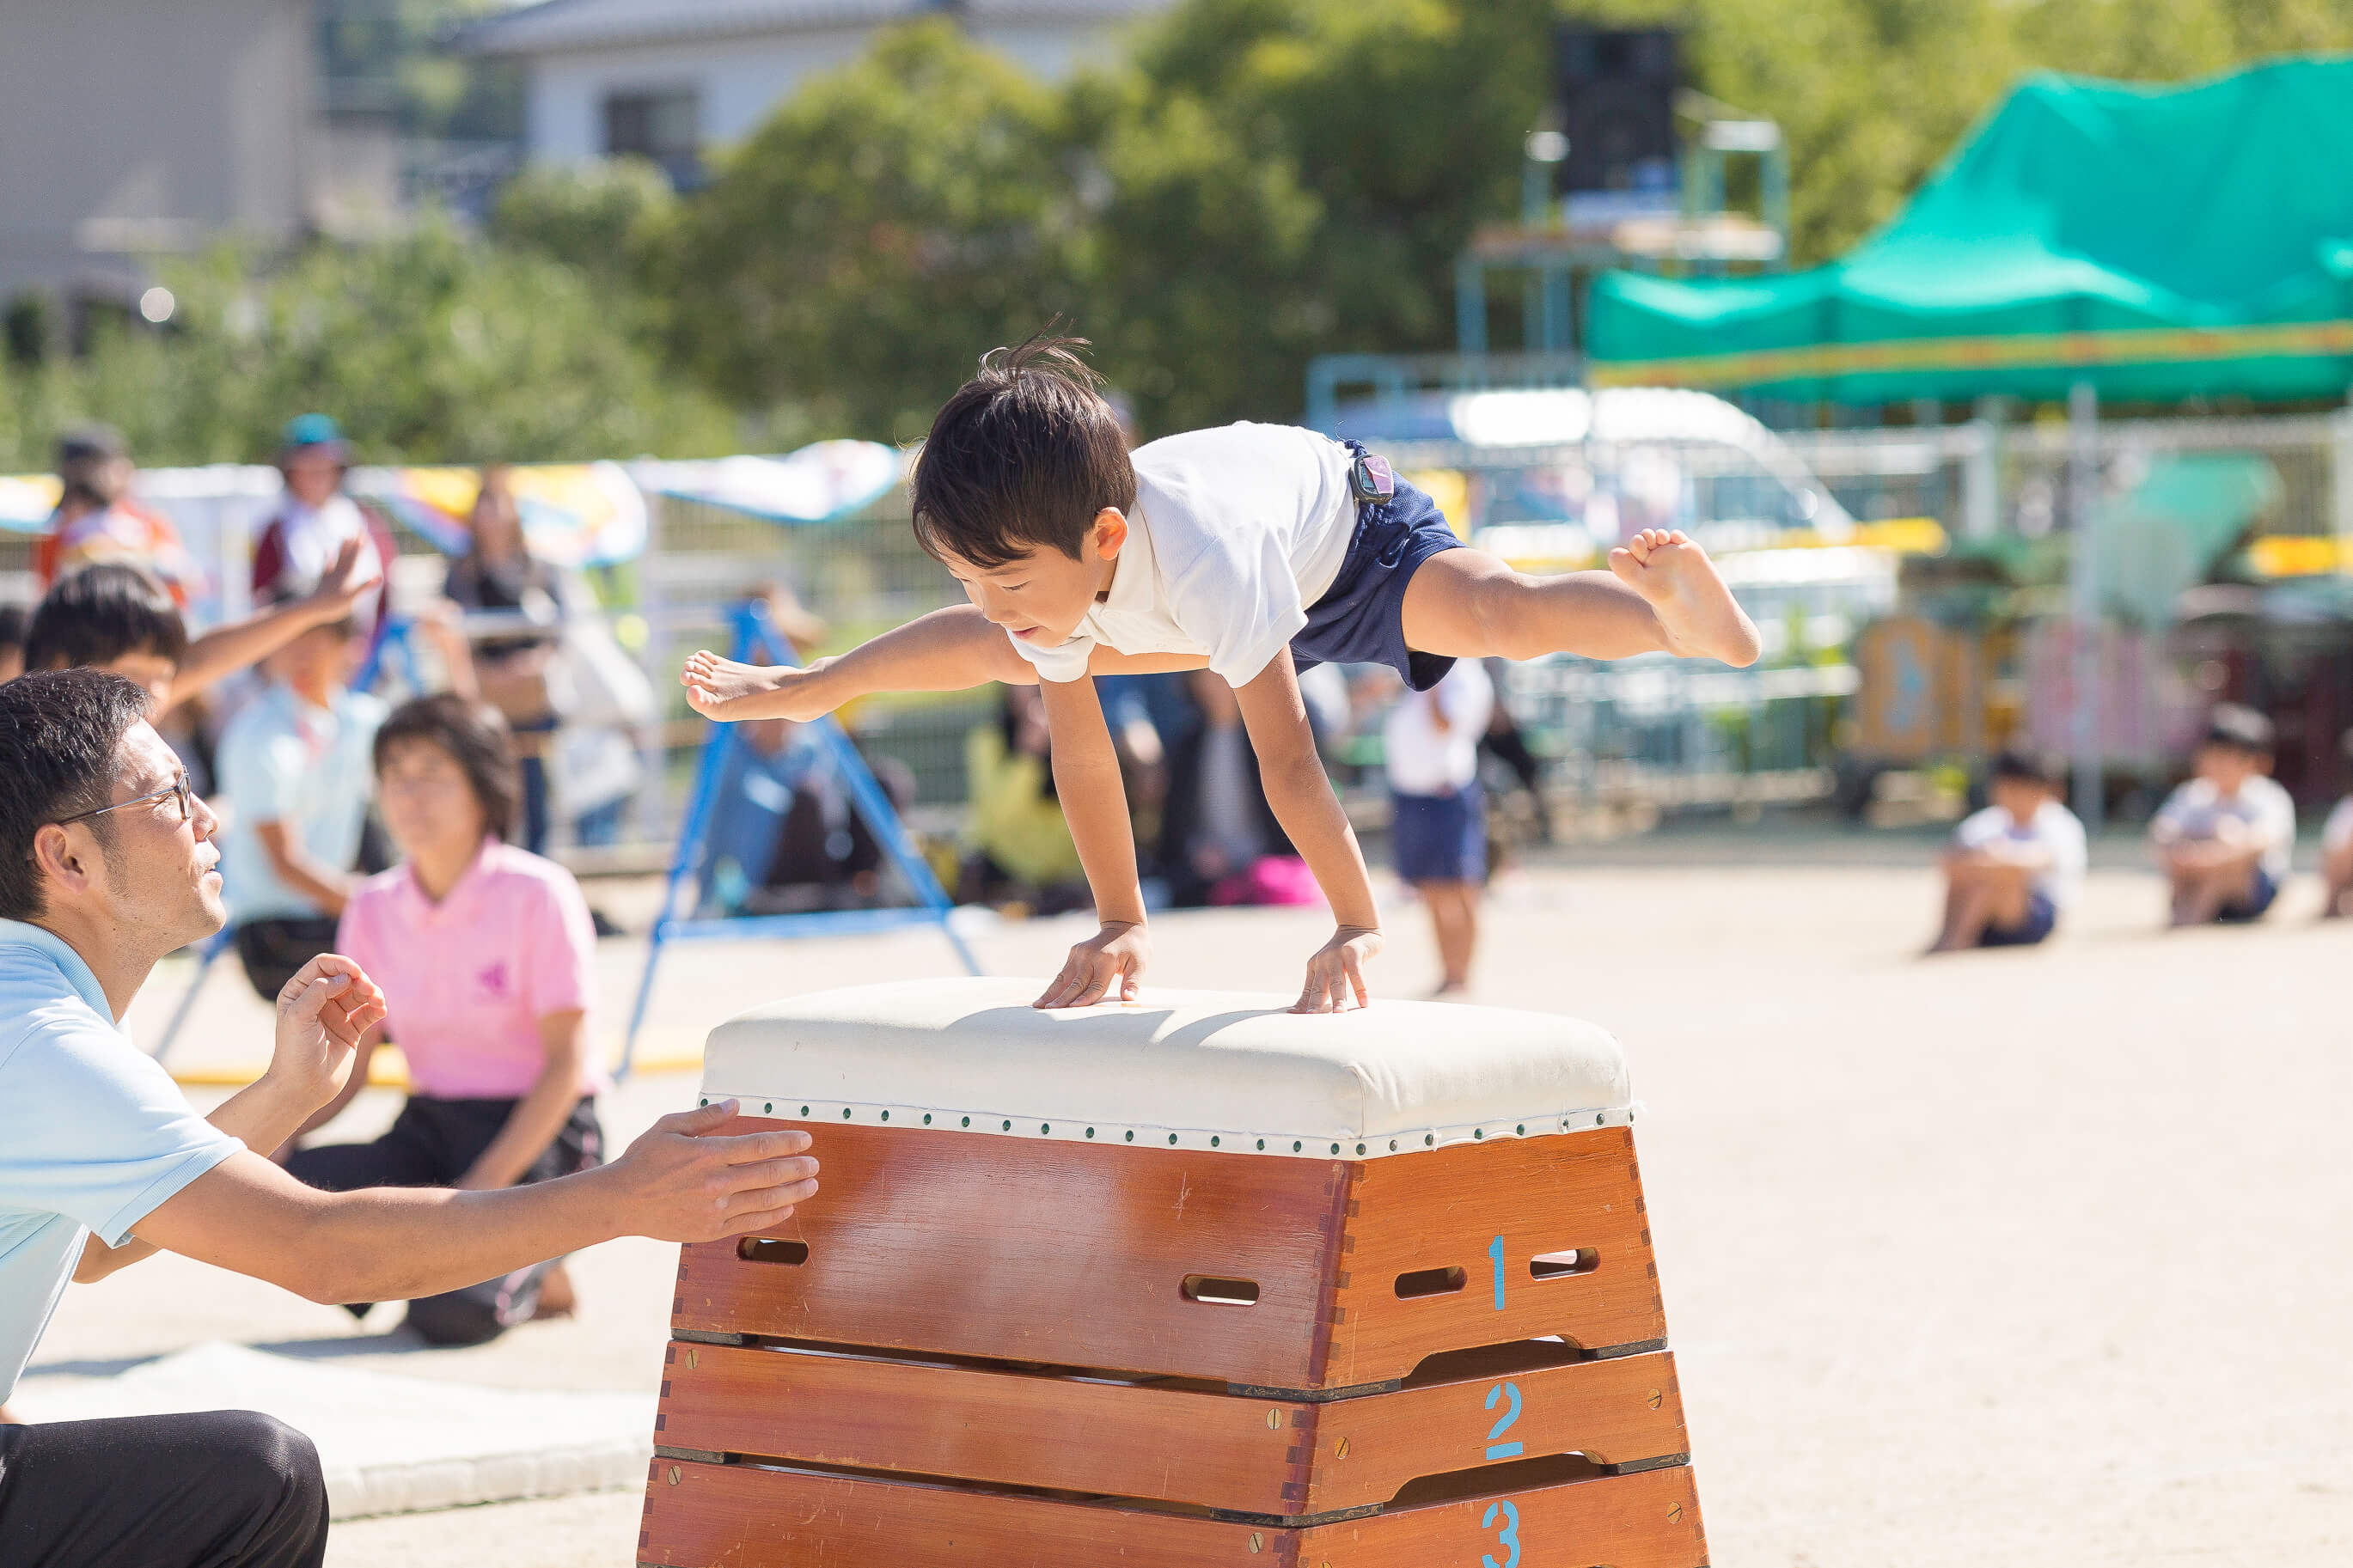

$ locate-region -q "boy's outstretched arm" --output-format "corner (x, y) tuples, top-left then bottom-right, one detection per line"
(683, 605), (1027, 723)
(1033, 675), (1150, 1008)
(682, 604), (1216, 723)
(1232, 650), (1382, 1013)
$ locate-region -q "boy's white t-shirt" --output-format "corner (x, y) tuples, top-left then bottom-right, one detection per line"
(2151, 773), (2297, 879)
(1009, 424), (1359, 688)
(1384, 659), (1494, 796)
(1953, 799), (2088, 910)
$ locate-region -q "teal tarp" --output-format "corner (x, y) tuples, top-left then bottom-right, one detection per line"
(1587, 58), (2353, 404)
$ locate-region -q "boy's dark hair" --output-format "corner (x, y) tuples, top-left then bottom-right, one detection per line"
(0, 602), (30, 653)
(1989, 748), (2061, 790)
(0, 669), (152, 920)
(910, 334), (1136, 569)
(2201, 703), (2274, 757)
(373, 692), (523, 842)
(24, 563), (189, 672)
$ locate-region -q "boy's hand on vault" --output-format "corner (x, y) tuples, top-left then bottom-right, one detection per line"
(1036, 921), (1149, 1009)
(1294, 925), (1380, 1014)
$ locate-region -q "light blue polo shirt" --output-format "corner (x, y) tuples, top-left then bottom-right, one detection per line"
(216, 681), (388, 924)
(0, 919), (241, 1402)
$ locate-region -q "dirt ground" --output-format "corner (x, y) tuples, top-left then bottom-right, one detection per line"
(29, 829), (2353, 1565)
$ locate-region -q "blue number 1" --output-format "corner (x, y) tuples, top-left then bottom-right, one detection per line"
(1482, 1498), (1523, 1568)
(1488, 1233), (1506, 1310)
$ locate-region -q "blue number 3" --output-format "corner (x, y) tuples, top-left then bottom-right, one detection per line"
(1481, 1498), (1522, 1568)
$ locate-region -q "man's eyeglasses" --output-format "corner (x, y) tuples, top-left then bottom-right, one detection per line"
(55, 771), (196, 827)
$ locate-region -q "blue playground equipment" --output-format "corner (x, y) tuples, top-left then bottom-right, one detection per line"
(620, 600), (981, 1076)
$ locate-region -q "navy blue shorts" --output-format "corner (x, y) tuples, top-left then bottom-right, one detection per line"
(1392, 783), (1487, 884)
(2216, 867), (2280, 923)
(1293, 460), (1465, 692)
(1977, 890), (2057, 947)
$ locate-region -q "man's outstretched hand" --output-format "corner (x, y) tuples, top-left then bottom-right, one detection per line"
(604, 1101), (820, 1244)
(269, 954), (388, 1109)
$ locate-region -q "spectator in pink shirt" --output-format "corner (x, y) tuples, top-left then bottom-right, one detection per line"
(279, 693), (606, 1344)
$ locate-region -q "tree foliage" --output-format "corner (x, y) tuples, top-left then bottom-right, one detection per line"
(0, 221), (736, 470)
(668, 21), (1092, 442)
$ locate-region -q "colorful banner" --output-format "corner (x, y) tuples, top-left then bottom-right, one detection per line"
(642, 440), (904, 525)
(0, 473), (63, 534)
(352, 461), (649, 566)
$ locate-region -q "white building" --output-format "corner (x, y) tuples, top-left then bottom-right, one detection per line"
(465, 0), (1169, 183)
(0, 0), (314, 307)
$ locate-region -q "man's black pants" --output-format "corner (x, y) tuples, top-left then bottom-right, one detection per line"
(0, 1408), (327, 1567)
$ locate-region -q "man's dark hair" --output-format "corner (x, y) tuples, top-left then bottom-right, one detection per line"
(1989, 748), (2061, 790)
(24, 563), (189, 672)
(374, 692), (523, 842)
(910, 334), (1137, 569)
(2202, 703), (2275, 757)
(0, 669), (151, 921)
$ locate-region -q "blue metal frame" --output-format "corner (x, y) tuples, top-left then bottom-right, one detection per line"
(619, 601), (981, 1075)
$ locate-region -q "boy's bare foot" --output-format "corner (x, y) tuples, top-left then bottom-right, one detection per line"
(680, 650), (835, 723)
(1609, 529), (1762, 668)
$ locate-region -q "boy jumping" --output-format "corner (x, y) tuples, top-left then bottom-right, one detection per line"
(683, 339), (1760, 1010)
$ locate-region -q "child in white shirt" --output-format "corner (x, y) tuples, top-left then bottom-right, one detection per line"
(1928, 750), (2087, 952)
(2321, 741), (2353, 918)
(1384, 659), (1495, 995)
(2150, 705), (2295, 926)
(682, 337), (1759, 1011)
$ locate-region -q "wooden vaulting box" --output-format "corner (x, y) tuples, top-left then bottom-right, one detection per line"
(640, 979), (1708, 1567)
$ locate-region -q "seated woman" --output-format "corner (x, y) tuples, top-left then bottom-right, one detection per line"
(1158, 670), (1317, 910)
(282, 692), (605, 1345)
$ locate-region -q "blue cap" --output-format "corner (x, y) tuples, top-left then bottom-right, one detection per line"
(280, 412), (349, 457)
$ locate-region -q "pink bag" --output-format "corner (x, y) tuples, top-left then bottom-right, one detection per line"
(1209, 855), (1323, 908)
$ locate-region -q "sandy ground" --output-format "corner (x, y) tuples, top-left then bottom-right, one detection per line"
(26, 829), (2353, 1565)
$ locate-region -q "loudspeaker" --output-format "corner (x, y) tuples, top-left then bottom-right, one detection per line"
(1553, 27), (1679, 195)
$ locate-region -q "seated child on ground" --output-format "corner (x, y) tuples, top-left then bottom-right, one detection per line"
(2320, 730), (2353, 919)
(2149, 705), (2295, 927)
(682, 336), (1760, 1011)
(962, 685), (1091, 913)
(1928, 750), (2086, 953)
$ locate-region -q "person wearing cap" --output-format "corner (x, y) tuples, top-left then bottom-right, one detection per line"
(2149, 704), (2297, 926)
(249, 415), (398, 640)
(36, 424), (204, 604)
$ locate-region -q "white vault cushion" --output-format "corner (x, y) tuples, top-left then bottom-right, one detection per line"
(701, 977), (1630, 1157)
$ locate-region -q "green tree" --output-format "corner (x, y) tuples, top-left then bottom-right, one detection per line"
(667, 20), (1090, 442)
(3, 222), (737, 468)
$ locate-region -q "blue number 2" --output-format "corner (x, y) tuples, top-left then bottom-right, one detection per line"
(1488, 1233), (1506, 1310)
(1481, 1498), (1523, 1568)
(1483, 1381), (1524, 1460)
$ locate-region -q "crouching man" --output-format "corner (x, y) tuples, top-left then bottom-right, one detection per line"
(0, 670), (818, 1568)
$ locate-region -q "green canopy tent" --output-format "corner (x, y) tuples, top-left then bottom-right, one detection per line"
(1586, 58), (2353, 405)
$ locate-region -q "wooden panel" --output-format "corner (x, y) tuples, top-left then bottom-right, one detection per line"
(655, 1339), (1308, 1516)
(672, 1117), (1351, 1388)
(1307, 1350), (1687, 1514)
(655, 1339), (1687, 1517)
(637, 1460), (1283, 1567)
(1327, 1128), (1666, 1387)
(1299, 1462), (1707, 1568)
(638, 1457), (1704, 1567)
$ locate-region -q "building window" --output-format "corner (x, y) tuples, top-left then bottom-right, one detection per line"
(603, 88), (700, 186)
